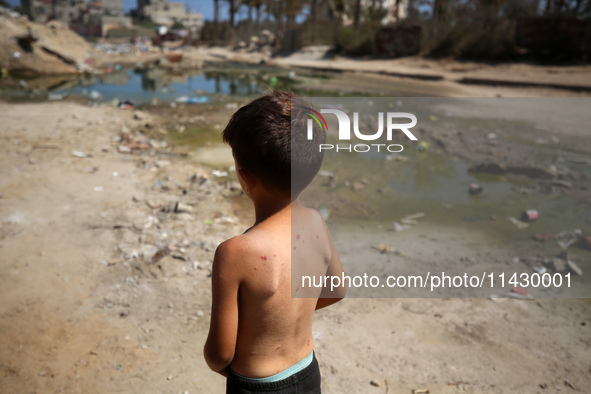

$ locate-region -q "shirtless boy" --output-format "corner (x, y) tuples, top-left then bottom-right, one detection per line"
(204, 91), (346, 393)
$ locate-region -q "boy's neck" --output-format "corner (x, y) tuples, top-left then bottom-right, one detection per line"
(252, 194), (295, 225)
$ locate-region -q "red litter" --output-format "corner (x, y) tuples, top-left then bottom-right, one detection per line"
(521, 209), (538, 221)
(511, 286), (529, 296)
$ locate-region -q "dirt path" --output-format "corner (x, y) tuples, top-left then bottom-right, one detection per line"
(0, 101), (590, 393)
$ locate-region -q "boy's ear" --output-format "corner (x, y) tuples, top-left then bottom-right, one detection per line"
(238, 168), (257, 192)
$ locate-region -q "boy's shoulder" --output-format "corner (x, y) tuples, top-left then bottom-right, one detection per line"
(214, 231), (267, 266)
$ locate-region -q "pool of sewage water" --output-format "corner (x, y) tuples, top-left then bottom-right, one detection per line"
(2, 66), (590, 293)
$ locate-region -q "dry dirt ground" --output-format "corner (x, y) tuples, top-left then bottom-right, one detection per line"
(0, 97), (590, 394)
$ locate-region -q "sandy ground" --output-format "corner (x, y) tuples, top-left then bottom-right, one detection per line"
(1, 79), (591, 393)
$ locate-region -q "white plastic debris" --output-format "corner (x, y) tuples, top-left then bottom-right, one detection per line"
(211, 170), (229, 178)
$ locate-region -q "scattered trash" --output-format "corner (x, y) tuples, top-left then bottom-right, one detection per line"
(506, 289), (534, 300)
(212, 170), (228, 178)
(118, 145), (132, 153)
(412, 389), (429, 394)
(174, 202), (193, 214)
(533, 229), (589, 251)
(89, 90), (102, 100)
(118, 100), (134, 110)
(269, 75), (278, 87)
(318, 170), (334, 177)
(319, 207), (330, 221)
(370, 380), (380, 387)
(390, 222), (411, 232)
(225, 102), (238, 110)
(93, 186), (103, 192)
(553, 258), (566, 272)
(511, 286), (528, 296)
(557, 237), (576, 249)
(521, 209), (538, 221)
(487, 133), (497, 139)
(72, 150), (89, 158)
(565, 256), (583, 276)
(507, 217), (528, 229)
(372, 243), (395, 254)
(468, 183), (483, 195)
(13, 51), (21, 58)
(176, 96), (208, 104)
(389, 212), (425, 232)
(532, 265), (546, 274)
(48, 93), (63, 101)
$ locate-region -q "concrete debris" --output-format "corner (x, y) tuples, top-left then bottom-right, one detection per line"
(235, 29), (276, 56)
(0, 9), (96, 75)
(533, 229), (589, 251)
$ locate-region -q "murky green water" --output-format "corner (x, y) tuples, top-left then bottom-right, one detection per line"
(0, 62), (459, 103)
(2, 66), (590, 281)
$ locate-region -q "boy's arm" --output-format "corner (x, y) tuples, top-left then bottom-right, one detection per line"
(204, 239), (241, 376)
(316, 223), (346, 310)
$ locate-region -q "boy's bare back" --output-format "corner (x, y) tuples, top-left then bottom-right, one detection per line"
(204, 91), (344, 391)
(208, 203), (338, 378)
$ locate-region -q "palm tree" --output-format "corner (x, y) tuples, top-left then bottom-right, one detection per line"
(433, 0), (448, 21)
(285, 0), (305, 28)
(226, 0), (241, 28)
(214, 0), (219, 25)
(354, 0), (362, 28)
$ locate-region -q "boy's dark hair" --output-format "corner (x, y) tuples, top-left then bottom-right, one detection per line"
(222, 91), (325, 196)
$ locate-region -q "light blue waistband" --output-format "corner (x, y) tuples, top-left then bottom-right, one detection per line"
(232, 351), (314, 383)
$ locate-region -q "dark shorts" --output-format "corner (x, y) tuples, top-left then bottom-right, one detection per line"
(226, 353), (321, 394)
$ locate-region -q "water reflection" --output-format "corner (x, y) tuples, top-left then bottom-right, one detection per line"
(0, 66), (303, 102)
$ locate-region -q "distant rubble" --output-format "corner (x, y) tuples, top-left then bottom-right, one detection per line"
(234, 29), (276, 58)
(0, 6), (96, 76)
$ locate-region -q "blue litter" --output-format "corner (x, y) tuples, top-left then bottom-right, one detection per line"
(176, 96), (208, 104)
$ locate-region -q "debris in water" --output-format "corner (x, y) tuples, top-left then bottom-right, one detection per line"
(469, 183), (483, 195)
(521, 209), (538, 222)
(507, 217), (528, 229)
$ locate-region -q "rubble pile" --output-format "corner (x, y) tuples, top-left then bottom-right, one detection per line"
(0, 6), (96, 75)
(235, 29), (276, 57)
